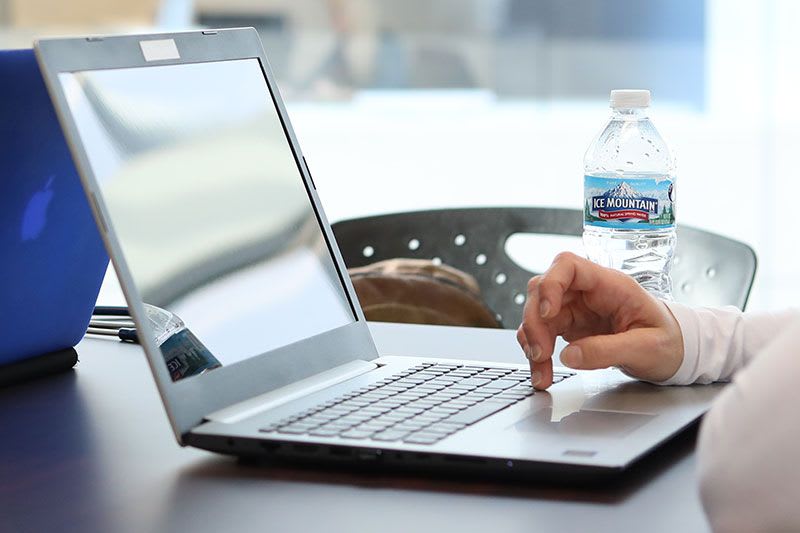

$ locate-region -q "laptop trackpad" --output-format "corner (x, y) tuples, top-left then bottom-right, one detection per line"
(512, 407), (656, 438)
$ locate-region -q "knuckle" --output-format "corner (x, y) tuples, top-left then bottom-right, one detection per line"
(526, 275), (542, 293)
(553, 251), (577, 264)
(521, 322), (538, 343)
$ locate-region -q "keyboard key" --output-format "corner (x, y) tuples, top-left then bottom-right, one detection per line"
(403, 433), (443, 445)
(440, 399), (470, 408)
(378, 412), (410, 421)
(434, 390), (464, 399)
(360, 406), (392, 416)
(455, 377), (492, 387)
(357, 423), (393, 433)
(309, 428), (341, 437)
(321, 422), (355, 431)
(482, 379), (519, 390)
(395, 377), (425, 386)
(278, 424), (313, 434)
(393, 421), (429, 432)
(371, 430), (410, 442)
(417, 425), (455, 437)
(310, 411), (341, 420)
(381, 398), (409, 406)
(359, 392), (390, 401)
(396, 390), (429, 399)
(445, 400), (476, 409)
(302, 416), (334, 426)
(364, 390), (393, 398)
(448, 384), (478, 392)
(340, 429), (375, 440)
(338, 414), (373, 425)
(425, 422), (465, 434)
(446, 400), (515, 426)
(408, 400), (440, 409)
(482, 370), (512, 378)
(463, 390), (495, 399)
(430, 406), (460, 415)
(492, 395), (526, 403)
(394, 407), (425, 416)
(325, 406), (356, 416)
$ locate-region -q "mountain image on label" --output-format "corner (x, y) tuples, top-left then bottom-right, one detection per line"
(590, 181), (658, 222)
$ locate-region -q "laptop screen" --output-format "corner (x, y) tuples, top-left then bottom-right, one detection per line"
(58, 58), (356, 381)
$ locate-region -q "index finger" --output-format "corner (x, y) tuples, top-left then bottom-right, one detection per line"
(537, 252), (601, 319)
(517, 325), (552, 390)
(520, 275), (557, 363)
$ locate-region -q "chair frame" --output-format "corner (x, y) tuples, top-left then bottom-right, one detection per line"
(332, 207), (757, 328)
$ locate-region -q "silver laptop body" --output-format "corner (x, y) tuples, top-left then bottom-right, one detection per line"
(35, 28), (722, 480)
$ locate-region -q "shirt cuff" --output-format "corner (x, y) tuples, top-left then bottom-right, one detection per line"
(652, 300), (701, 386)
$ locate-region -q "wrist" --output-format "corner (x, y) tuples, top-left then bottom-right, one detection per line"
(653, 300), (699, 385)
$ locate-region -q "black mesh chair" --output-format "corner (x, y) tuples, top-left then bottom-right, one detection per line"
(331, 208), (757, 329)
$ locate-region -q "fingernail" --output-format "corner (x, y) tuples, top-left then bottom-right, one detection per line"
(531, 371), (542, 387)
(561, 345), (583, 368)
(531, 344), (542, 362)
(539, 299), (551, 318)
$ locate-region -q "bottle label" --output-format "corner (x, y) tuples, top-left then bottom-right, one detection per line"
(161, 328), (222, 382)
(584, 175), (675, 229)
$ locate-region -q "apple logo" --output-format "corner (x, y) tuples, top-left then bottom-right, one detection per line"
(21, 176), (55, 241)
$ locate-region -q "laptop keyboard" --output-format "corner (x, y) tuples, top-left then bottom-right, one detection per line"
(259, 363), (575, 446)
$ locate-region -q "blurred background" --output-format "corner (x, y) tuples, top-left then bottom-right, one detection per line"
(2, 0), (798, 312)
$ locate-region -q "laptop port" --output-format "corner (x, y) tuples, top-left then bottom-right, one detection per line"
(356, 449), (383, 461)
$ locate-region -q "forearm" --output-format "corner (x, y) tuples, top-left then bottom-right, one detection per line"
(659, 302), (800, 385)
(696, 319), (800, 531)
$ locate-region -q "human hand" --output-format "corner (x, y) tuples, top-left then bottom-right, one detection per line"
(516, 252), (684, 390)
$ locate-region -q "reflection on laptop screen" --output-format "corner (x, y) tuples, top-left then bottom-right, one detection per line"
(59, 59), (355, 381)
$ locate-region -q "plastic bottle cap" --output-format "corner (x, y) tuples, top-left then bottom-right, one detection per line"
(610, 89), (651, 109)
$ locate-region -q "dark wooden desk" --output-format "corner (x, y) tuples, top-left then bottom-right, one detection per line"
(0, 324), (710, 533)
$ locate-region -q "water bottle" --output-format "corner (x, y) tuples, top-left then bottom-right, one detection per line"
(583, 89), (676, 299)
(142, 304), (222, 381)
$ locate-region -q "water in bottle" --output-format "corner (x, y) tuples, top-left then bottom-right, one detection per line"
(583, 89), (676, 299)
(142, 304), (222, 381)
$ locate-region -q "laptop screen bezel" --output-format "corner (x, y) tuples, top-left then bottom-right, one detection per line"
(35, 28), (378, 440)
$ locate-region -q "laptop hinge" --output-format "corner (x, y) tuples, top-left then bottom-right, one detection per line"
(205, 359), (379, 424)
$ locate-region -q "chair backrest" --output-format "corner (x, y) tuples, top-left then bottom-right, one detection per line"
(331, 208), (757, 328)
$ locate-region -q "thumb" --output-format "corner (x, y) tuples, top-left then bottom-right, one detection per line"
(560, 328), (660, 373)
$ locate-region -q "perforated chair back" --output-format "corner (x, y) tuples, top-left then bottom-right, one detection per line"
(331, 208), (757, 328)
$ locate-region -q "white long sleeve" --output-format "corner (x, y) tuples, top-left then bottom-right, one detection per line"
(661, 302), (800, 532)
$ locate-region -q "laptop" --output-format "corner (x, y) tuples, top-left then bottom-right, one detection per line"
(0, 49), (108, 379)
(34, 29), (722, 479)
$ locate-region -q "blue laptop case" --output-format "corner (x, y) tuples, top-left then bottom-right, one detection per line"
(0, 49), (108, 366)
